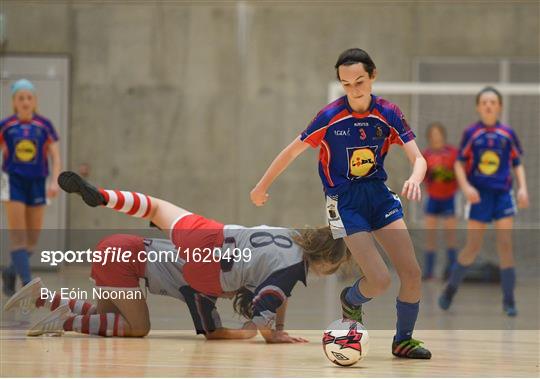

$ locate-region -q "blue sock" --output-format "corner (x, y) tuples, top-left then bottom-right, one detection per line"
(11, 249), (31, 285)
(395, 299), (419, 343)
(423, 251), (436, 277)
(345, 279), (372, 306)
(448, 262), (470, 290)
(500, 267), (516, 304)
(446, 248), (457, 267)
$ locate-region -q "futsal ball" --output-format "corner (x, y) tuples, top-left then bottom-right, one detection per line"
(322, 318), (369, 366)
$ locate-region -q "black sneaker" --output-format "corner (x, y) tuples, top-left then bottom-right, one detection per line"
(2, 267), (16, 297)
(340, 287), (363, 324)
(392, 338), (432, 359)
(58, 171), (105, 207)
(438, 285), (457, 310)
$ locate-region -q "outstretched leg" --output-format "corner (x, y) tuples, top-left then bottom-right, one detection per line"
(58, 171), (191, 232)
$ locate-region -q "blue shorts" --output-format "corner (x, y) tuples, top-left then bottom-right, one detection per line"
(0, 172), (46, 206)
(466, 189), (516, 223)
(325, 180), (403, 239)
(425, 196), (455, 217)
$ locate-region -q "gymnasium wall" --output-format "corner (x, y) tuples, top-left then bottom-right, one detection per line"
(2, 1), (538, 229)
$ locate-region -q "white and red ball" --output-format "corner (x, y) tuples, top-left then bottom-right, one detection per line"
(322, 318), (369, 366)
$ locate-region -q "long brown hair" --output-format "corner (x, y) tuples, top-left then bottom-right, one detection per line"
(231, 226), (350, 319)
(293, 226), (351, 274)
(233, 286), (254, 319)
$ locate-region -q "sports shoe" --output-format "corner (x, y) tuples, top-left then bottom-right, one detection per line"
(2, 266), (16, 297)
(392, 338), (432, 359)
(58, 171), (105, 207)
(27, 304), (71, 337)
(503, 301), (518, 317)
(4, 277), (43, 314)
(340, 287), (363, 324)
(438, 285), (457, 310)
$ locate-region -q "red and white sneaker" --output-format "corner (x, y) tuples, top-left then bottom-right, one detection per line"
(27, 304), (71, 337)
(3, 277), (43, 314)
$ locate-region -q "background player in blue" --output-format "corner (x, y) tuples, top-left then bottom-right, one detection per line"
(0, 79), (62, 295)
(251, 48), (431, 359)
(439, 87), (529, 317)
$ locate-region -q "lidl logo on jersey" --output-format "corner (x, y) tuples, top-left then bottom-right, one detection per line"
(15, 139), (37, 163)
(478, 150), (500, 175)
(348, 147), (376, 177)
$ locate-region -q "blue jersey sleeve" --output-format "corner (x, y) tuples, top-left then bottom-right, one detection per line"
(0, 116), (12, 146)
(458, 128), (473, 162)
(300, 111), (330, 148)
(251, 262), (306, 328)
(386, 104), (415, 145)
(44, 118), (59, 143)
(509, 129), (523, 167)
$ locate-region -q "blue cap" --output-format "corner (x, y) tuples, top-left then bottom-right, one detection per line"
(11, 79), (35, 95)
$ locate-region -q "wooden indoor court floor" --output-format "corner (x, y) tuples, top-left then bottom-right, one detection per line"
(1, 267), (539, 377)
(1, 329), (538, 377)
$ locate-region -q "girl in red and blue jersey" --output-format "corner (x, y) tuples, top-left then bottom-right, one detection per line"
(439, 87), (529, 317)
(422, 122), (459, 280)
(1, 79), (61, 295)
(251, 48), (431, 359)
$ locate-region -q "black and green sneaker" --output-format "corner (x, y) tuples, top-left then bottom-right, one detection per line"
(392, 338), (432, 359)
(340, 287), (364, 324)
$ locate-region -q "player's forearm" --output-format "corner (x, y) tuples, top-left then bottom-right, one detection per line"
(256, 137), (309, 190)
(275, 300), (288, 331)
(409, 155), (426, 183)
(513, 164), (528, 191)
(49, 143), (62, 180)
(205, 326), (257, 340)
(403, 141), (426, 183)
(454, 161), (472, 190)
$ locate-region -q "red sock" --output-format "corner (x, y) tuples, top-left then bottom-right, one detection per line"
(36, 294), (96, 315)
(63, 313), (126, 337)
(99, 189), (152, 218)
